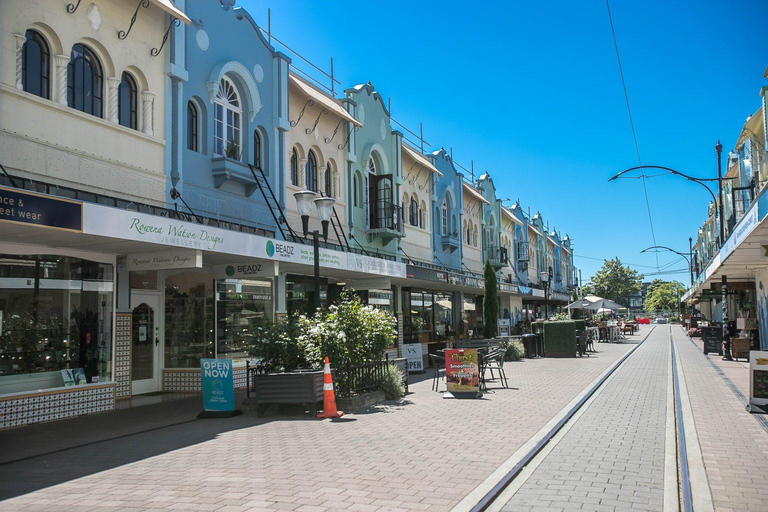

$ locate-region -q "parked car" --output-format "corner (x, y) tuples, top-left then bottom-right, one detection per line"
(655, 317), (668, 324)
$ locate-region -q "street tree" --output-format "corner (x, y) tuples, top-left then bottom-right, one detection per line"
(483, 259), (498, 338)
(590, 258), (643, 304)
(644, 280), (686, 313)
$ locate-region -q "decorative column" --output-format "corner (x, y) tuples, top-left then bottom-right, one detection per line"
(54, 55), (70, 105)
(299, 158), (308, 189)
(14, 34), (26, 90)
(141, 91), (155, 136)
(106, 77), (120, 123)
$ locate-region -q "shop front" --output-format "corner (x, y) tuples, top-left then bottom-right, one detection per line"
(0, 188), (406, 428)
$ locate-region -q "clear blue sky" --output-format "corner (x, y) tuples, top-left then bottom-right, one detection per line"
(241, 0), (768, 286)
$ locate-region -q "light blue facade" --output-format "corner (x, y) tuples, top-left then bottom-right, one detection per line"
(166, 0), (290, 233)
(549, 230), (564, 293)
(430, 149), (464, 271)
(508, 202), (529, 285)
(343, 83), (403, 259)
(476, 173), (504, 270)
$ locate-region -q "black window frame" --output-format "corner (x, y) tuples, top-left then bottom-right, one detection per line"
(22, 29), (50, 100)
(117, 71), (138, 130)
(187, 101), (199, 152)
(306, 150), (317, 192)
(290, 149), (299, 186)
(324, 163), (332, 197)
(67, 43), (103, 118)
(253, 130), (262, 170)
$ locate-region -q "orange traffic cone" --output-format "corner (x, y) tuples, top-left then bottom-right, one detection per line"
(317, 357), (343, 419)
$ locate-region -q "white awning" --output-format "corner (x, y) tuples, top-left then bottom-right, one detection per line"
(463, 183), (491, 205)
(150, 0), (191, 24)
(289, 73), (362, 127)
(402, 144), (442, 177)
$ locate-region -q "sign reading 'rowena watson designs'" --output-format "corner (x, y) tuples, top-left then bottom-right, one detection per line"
(0, 186), (82, 232)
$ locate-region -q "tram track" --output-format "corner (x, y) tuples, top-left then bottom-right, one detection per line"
(467, 324), (697, 512)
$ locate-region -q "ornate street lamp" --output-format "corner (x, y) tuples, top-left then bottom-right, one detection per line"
(294, 191), (336, 312)
(640, 246), (693, 286)
(540, 268), (550, 320)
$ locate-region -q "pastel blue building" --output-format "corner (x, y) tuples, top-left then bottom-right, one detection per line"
(167, 0), (289, 233)
(343, 83), (403, 259)
(430, 148), (463, 271)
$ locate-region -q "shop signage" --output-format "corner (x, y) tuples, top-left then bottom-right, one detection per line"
(127, 250), (202, 271)
(402, 343), (424, 373)
(444, 348), (480, 398)
(347, 277), (391, 291)
(721, 205), (759, 261)
(499, 282), (518, 294)
(748, 350), (768, 413)
(212, 261), (277, 280)
(532, 288), (546, 298)
(200, 358), (235, 412)
(0, 185), (82, 232)
(82, 203), (406, 278)
(349, 253), (406, 278)
(406, 265), (447, 282)
(464, 276), (483, 288)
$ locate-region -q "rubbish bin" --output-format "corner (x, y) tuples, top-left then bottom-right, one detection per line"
(521, 334), (537, 358)
(535, 331), (545, 357)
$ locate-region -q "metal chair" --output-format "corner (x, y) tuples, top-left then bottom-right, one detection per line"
(484, 349), (509, 388)
(428, 354), (446, 392)
(578, 330), (591, 357)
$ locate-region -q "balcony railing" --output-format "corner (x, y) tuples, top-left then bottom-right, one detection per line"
(485, 246), (508, 269)
(368, 200), (403, 236)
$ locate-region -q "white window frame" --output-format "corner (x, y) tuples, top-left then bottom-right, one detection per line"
(441, 200), (448, 234)
(214, 76), (242, 159)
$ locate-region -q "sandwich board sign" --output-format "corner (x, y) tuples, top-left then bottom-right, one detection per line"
(402, 343), (424, 373)
(199, 358), (241, 418)
(444, 348), (480, 399)
(748, 351), (768, 413)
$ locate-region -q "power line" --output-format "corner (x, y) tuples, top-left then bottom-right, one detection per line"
(574, 254), (668, 269)
(605, 0), (659, 268)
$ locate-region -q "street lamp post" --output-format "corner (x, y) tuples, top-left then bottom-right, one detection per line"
(689, 237), (693, 285)
(716, 140), (724, 246)
(722, 275), (732, 361)
(540, 268), (550, 320)
(294, 191), (336, 313)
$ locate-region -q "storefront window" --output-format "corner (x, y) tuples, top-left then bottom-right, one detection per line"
(405, 290), (434, 344)
(0, 255), (114, 394)
(462, 295), (483, 338)
(435, 293), (454, 341)
(216, 279), (273, 363)
(286, 275), (342, 315)
(129, 270), (157, 290)
(164, 272), (213, 368)
(355, 288), (394, 313)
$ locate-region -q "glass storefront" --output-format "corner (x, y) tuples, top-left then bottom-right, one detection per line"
(286, 274), (342, 316)
(0, 254), (114, 394)
(462, 294), (483, 338)
(164, 271), (214, 369)
(434, 292), (454, 340)
(216, 278), (273, 363)
(403, 289), (456, 344)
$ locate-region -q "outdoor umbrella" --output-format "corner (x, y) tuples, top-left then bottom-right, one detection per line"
(582, 298), (624, 312)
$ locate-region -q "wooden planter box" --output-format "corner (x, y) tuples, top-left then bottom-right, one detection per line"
(731, 338), (751, 361)
(251, 370), (325, 417)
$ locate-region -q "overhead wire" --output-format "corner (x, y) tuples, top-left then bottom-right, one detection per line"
(605, 0), (659, 268)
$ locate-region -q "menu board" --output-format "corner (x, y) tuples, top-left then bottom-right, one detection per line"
(702, 327), (723, 355)
(749, 351), (768, 411)
(445, 349), (479, 397)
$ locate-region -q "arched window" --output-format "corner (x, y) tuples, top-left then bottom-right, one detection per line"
(410, 196), (419, 227)
(466, 222), (471, 244)
(118, 72), (138, 130)
(420, 201), (426, 229)
(441, 200), (448, 234)
(187, 101), (199, 152)
(214, 77), (241, 158)
(473, 225), (479, 247)
(324, 163), (332, 197)
(253, 130), (262, 169)
(368, 158), (376, 174)
(22, 30), (49, 99)
(67, 44), (102, 117)
(290, 148), (299, 186)
(306, 150), (317, 191)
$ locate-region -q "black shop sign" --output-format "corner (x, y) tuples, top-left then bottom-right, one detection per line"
(0, 186), (82, 232)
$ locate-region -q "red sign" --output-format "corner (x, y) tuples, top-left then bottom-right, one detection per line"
(445, 349), (479, 394)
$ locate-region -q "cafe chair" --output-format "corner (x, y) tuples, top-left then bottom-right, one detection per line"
(485, 349), (509, 389)
(428, 354), (446, 392)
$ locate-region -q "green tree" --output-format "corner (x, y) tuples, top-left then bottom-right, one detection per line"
(644, 281), (686, 313)
(590, 258), (643, 304)
(483, 259), (499, 338)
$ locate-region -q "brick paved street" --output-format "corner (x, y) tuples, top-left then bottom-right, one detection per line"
(672, 327), (768, 512)
(499, 325), (668, 512)
(0, 338), (639, 512)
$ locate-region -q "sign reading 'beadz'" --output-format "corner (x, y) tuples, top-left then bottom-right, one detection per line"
(0, 186), (82, 232)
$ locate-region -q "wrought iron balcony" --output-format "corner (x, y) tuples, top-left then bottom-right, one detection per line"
(485, 246), (508, 269)
(367, 200), (403, 239)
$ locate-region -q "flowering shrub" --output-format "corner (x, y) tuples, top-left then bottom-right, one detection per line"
(252, 293), (397, 372)
(299, 292), (397, 369)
